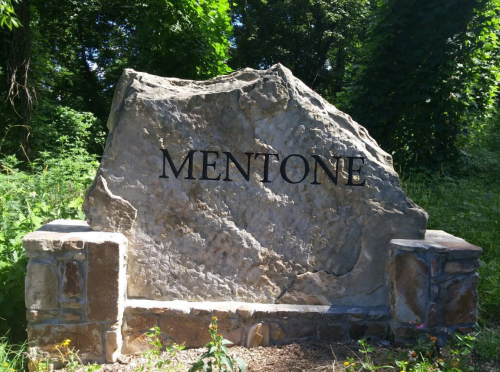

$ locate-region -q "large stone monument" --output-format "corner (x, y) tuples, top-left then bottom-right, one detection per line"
(24, 65), (482, 363)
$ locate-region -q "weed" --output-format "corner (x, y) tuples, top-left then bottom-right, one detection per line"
(135, 326), (184, 372)
(25, 339), (100, 372)
(188, 316), (246, 372)
(357, 338), (394, 370)
(53, 339), (100, 372)
(391, 321), (479, 372)
(341, 356), (358, 371)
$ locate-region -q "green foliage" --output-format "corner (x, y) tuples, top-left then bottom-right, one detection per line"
(128, 0), (233, 79)
(31, 0), (233, 119)
(189, 317), (246, 372)
(135, 326), (184, 372)
(339, 0), (500, 169)
(30, 103), (106, 157)
(230, 0), (370, 98)
(0, 151), (98, 342)
(0, 0), (20, 30)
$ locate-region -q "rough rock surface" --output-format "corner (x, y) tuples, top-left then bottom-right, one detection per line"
(83, 64), (427, 306)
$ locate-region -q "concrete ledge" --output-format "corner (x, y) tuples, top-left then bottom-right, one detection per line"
(23, 219), (127, 257)
(391, 230), (482, 259)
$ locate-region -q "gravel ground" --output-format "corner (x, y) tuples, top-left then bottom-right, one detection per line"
(98, 340), (396, 372)
(93, 339), (500, 372)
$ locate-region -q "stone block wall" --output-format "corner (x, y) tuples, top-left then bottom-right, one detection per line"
(121, 301), (390, 353)
(23, 220), (127, 363)
(24, 221), (481, 364)
(387, 230), (481, 345)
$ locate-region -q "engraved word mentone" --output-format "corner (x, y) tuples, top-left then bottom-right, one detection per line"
(160, 148), (366, 186)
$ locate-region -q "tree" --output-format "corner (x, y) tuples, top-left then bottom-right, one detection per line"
(230, 0), (371, 99)
(33, 0), (233, 120)
(338, 0), (500, 169)
(0, 0), (234, 161)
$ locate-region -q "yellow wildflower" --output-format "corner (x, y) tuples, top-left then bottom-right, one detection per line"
(343, 361), (350, 366)
(62, 339), (71, 347)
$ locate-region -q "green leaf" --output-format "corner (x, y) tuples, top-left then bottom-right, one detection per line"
(67, 196), (84, 209)
(187, 360), (205, 372)
(220, 355), (234, 372)
(235, 357), (247, 372)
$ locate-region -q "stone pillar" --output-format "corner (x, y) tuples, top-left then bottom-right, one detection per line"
(387, 230), (481, 345)
(24, 220), (127, 363)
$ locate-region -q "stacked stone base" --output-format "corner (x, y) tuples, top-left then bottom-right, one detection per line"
(23, 221), (481, 364)
(23, 220), (127, 363)
(388, 230), (481, 346)
(122, 301), (390, 352)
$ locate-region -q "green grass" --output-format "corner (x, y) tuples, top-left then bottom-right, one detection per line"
(474, 327), (500, 363)
(0, 335), (27, 371)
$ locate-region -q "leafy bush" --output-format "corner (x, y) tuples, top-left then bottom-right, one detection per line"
(0, 150), (98, 342)
(30, 103), (106, 158)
